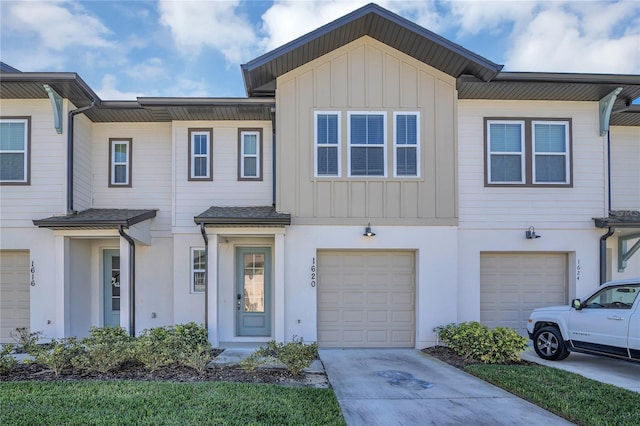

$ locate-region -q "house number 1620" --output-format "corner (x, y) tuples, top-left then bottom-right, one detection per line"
(310, 257), (316, 287)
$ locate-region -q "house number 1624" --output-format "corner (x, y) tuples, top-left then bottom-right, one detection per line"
(310, 257), (316, 287)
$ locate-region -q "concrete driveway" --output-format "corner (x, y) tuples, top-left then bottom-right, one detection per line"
(319, 349), (572, 426)
(521, 349), (640, 393)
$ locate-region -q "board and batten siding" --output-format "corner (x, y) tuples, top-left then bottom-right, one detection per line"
(458, 100), (607, 229)
(91, 123), (173, 234)
(0, 99), (67, 228)
(275, 36), (457, 225)
(173, 121), (273, 229)
(610, 126), (640, 211)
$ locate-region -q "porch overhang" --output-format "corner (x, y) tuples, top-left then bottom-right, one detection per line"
(194, 206), (291, 227)
(33, 208), (157, 230)
(594, 210), (640, 229)
(594, 211), (640, 273)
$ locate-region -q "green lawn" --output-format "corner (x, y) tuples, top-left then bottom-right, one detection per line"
(466, 364), (640, 426)
(1, 381), (346, 426)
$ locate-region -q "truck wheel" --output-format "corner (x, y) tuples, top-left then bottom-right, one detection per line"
(533, 326), (569, 361)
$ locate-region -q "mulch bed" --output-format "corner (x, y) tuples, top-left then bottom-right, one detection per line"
(0, 349), (327, 387)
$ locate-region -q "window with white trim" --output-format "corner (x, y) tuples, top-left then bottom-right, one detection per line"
(191, 248), (206, 293)
(348, 112), (386, 177)
(532, 121), (570, 184)
(189, 128), (212, 181)
(315, 112), (340, 177)
(485, 118), (571, 186)
(238, 129), (262, 180)
(394, 112), (420, 177)
(109, 138), (132, 187)
(487, 120), (525, 184)
(0, 118), (30, 184)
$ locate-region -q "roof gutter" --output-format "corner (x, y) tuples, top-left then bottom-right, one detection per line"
(118, 225), (136, 337)
(199, 223), (209, 329)
(67, 99), (96, 213)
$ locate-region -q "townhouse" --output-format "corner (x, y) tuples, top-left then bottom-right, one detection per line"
(1, 3), (638, 347)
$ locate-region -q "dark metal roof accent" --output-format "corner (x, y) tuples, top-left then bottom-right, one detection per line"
(33, 208), (157, 229)
(195, 206), (291, 226)
(457, 72), (640, 111)
(611, 105), (640, 126)
(0, 72), (100, 107)
(241, 3), (502, 97)
(136, 98), (275, 122)
(594, 211), (640, 228)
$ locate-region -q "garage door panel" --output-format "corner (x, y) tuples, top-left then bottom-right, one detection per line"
(0, 251), (31, 343)
(481, 253), (567, 335)
(318, 251), (415, 348)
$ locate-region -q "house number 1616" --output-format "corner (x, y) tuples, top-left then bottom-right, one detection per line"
(310, 257), (316, 287)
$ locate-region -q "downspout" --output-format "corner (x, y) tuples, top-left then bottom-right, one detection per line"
(600, 227), (614, 285)
(199, 223), (209, 329)
(118, 225), (136, 336)
(271, 105), (276, 207)
(67, 100), (96, 214)
(607, 131), (612, 211)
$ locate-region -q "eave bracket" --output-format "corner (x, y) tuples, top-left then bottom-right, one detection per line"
(618, 232), (640, 272)
(599, 87), (622, 136)
(43, 84), (63, 134)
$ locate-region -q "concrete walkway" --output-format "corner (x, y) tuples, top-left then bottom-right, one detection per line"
(319, 349), (572, 426)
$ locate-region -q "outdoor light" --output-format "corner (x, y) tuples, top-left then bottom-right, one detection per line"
(363, 223), (376, 237)
(525, 226), (541, 239)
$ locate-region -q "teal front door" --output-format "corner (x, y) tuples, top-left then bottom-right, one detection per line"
(236, 247), (271, 336)
(103, 250), (121, 327)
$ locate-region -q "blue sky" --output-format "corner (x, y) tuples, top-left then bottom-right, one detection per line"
(1, 0), (638, 100)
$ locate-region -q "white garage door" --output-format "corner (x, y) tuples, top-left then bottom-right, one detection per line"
(317, 251), (415, 348)
(0, 251), (30, 343)
(481, 253), (567, 335)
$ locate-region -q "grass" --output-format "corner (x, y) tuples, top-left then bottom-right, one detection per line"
(466, 364), (640, 426)
(0, 381), (346, 426)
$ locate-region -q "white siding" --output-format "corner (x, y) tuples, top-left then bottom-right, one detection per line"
(458, 100), (606, 229)
(173, 121), (273, 229)
(91, 123), (173, 234)
(610, 126), (640, 211)
(73, 114), (93, 211)
(0, 99), (67, 227)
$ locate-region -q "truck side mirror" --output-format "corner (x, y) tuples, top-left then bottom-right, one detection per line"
(572, 299), (582, 310)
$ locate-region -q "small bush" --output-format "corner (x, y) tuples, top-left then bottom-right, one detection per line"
(0, 344), (17, 375)
(249, 336), (318, 375)
(177, 344), (212, 374)
(10, 327), (43, 353)
(30, 338), (82, 378)
(434, 321), (527, 364)
(132, 329), (174, 372)
(172, 322), (209, 351)
(72, 326), (132, 374)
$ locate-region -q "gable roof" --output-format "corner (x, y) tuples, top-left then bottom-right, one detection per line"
(241, 3), (503, 97)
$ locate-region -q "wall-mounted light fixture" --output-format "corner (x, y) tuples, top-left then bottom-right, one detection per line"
(363, 223), (376, 237)
(525, 226), (541, 239)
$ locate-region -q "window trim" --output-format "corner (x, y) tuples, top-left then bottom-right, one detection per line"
(108, 138), (132, 188)
(347, 111), (387, 178)
(188, 128), (213, 181)
(314, 111), (342, 178)
(393, 111), (421, 178)
(191, 247), (206, 294)
(486, 120), (526, 185)
(237, 128), (263, 181)
(484, 117), (573, 187)
(0, 116), (31, 185)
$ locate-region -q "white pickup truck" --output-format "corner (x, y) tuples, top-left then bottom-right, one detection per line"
(527, 278), (640, 362)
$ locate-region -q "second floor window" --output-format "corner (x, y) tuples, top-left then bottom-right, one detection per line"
(0, 117), (30, 185)
(109, 138), (132, 187)
(348, 112), (386, 177)
(394, 112), (420, 177)
(315, 112), (340, 177)
(238, 129), (262, 180)
(486, 118), (571, 186)
(189, 128), (213, 181)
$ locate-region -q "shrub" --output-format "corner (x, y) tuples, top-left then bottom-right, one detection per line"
(132, 329), (174, 372)
(434, 321), (527, 364)
(177, 344), (212, 374)
(0, 344), (17, 375)
(10, 327), (43, 353)
(246, 336), (318, 375)
(30, 338), (82, 378)
(72, 326), (133, 374)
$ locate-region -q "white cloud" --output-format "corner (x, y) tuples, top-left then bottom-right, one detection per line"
(4, 0), (112, 50)
(158, 0), (257, 64)
(505, 4), (640, 73)
(448, 0), (540, 36)
(96, 74), (144, 100)
(124, 58), (167, 81)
